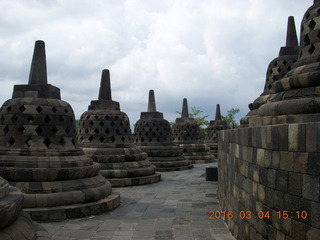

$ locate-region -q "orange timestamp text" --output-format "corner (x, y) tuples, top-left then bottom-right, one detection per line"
(208, 210), (308, 220)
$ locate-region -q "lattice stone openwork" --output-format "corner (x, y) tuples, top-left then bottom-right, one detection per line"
(0, 40), (120, 221)
(171, 98), (215, 163)
(77, 70), (161, 186)
(134, 90), (192, 171)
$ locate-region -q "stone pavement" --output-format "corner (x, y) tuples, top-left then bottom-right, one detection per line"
(42, 163), (235, 240)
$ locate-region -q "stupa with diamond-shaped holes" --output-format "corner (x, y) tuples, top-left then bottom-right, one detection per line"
(0, 40), (120, 221)
(240, 16), (299, 126)
(171, 98), (215, 163)
(134, 90), (193, 171)
(77, 70), (161, 186)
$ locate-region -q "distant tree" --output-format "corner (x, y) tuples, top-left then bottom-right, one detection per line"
(175, 106), (209, 140)
(221, 108), (240, 128)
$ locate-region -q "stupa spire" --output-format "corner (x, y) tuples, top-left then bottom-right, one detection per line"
(215, 104), (221, 121)
(98, 69), (112, 101)
(181, 98), (189, 118)
(28, 40), (47, 85)
(148, 90), (156, 112)
(286, 16), (298, 48)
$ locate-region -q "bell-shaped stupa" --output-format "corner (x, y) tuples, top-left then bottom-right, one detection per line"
(134, 90), (193, 171)
(0, 176), (51, 239)
(241, 16), (299, 126)
(205, 104), (228, 159)
(0, 41), (120, 221)
(77, 70), (161, 186)
(255, 1), (320, 125)
(171, 98), (215, 163)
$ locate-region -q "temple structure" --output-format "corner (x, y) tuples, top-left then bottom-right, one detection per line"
(205, 104), (228, 159)
(134, 90), (192, 171)
(218, 2), (320, 239)
(0, 176), (50, 240)
(240, 16), (299, 127)
(0, 41), (120, 221)
(171, 98), (215, 163)
(77, 70), (161, 186)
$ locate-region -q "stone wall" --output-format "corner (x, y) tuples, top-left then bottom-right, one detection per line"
(218, 123), (320, 240)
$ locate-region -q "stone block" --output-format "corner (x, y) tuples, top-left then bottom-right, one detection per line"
(291, 220), (307, 240)
(306, 123), (318, 152)
(257, 149), (265, 167)
(271, 151), (280, 169)
(293, 152), (308, 173)
(303, 175), (320, 202)
(267, 169), (276, 189)
(253, 165), (259, 183)
(259, 167), (267, 186)
(280, 151), (293, 172)
(311, 201), (320, 228)
(307, 153), (320, 176)
(257, 184), (266, 203)
(288, 172), (302, 197)
(278, 125), (288, 151)
(272, 126), (280, 150)
(306, 226), (320, 240)
(265, 187), (274, 208)
(275, 170), (288, 193)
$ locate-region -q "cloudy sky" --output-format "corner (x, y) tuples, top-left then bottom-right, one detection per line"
(0, 0), (312, 127)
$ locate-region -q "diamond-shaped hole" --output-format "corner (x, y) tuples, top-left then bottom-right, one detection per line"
(3, 126), (9, 135)
(0, 116), (4, 124)
(27, 116), (34, 123)
(35, 126), (42, 135)
(304, 34), (311, 45)
(51, 126), (58, 134)
(36, 106), (43, 113)
(309, 44), (316, 54)
(105, 129), (110, 134)
(121, 136), (125, 142)
(60, 137), (66, 146)
(94, 115), (99, 119)
(111, 121), (115, 127)
(52, 107), (58, 113)
(306, 12), (310, 19)
(89, 121), (94, 127)
(44, 116), (51, 123)
(85, 129), (89, 134)
(99, 121), (104, 127)
(25, 138), (32, 147)
(18, 126), (25, 134)
(79, 136), (84, 142)
(43, 138), (51, 148)
(116, 129), (120, 134)
(72, 138), (76, 146)
(105, 115), (110, 120)
(6, 106), (12, 113)
(309, 19), (316, 30)
(282, 60), (287, 66)
(64, 108), (69, 113)
(59, 116), (65, 123)
(88, 136), (93, 142)
(11, 115), (18, 123)
(99, 136), (105, 142)
(94, 128), (99, 134)
(111, 136), (115, 142)
(65, 127), (70, 134)
(19, 105), (26, 112)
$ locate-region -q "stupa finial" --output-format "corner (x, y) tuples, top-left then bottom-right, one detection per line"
(215, 104), (221, 121)
(181, 98), (189, 118)
(286, 16), (298, 48)
(148, 90), (156, 112)
(98, 69), (112, 101)
(28, 40), (48, 85)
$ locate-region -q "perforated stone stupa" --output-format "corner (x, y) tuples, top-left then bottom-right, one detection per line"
(77, 70), (161, 186)
(171, 98), (215, 163)
(134, 90), (192, 171)
(0, 176), (50, 240)
(255, 1), (320, 125)
(0, 40), (120, 221)
(241, 16), (299, 127)
(205, 104), (228, 159)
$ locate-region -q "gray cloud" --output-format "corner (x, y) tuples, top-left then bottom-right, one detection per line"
(0, 0), (311, 127)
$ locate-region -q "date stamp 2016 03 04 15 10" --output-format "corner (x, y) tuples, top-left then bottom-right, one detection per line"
(208, 210), (308, 220)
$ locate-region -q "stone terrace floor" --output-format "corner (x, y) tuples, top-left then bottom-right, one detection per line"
(42, 163), (235, 240)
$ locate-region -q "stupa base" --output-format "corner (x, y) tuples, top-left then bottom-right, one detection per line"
(25, 193), (120, 221)
(105, 173), (161, 187)
(0, 212), (51, 240)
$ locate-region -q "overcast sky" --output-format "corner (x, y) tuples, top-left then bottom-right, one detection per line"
(0, 0), (312, 127)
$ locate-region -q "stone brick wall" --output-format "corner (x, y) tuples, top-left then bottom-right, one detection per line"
(218, 123), (320, 240)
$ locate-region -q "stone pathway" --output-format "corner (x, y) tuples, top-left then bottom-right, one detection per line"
(42, 163), (235, 240)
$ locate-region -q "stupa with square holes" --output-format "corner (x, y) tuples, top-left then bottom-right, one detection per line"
(134, 90), (193, 171)
(0, 40), (120, 221)
(77, 70), (161, 186)
(171, 98), (215, 163)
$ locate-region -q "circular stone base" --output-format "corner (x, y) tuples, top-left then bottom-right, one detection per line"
(0, 212), (51, 240)
(107, 173), (161, 187)
(25, 193), (120, 222)
(155, 164), (193, 172)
